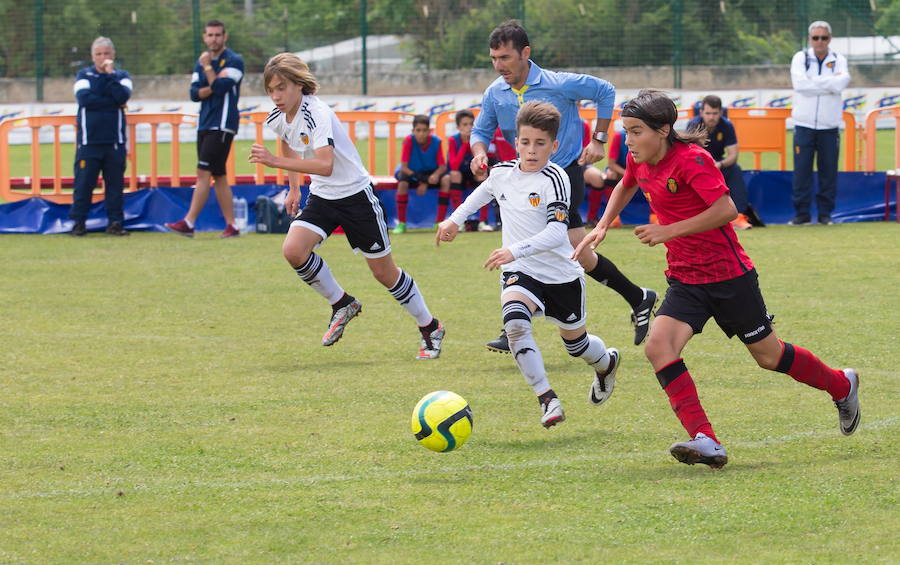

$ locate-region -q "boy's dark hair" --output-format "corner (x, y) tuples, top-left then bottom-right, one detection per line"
(516, 101), (560, 140)
(206, 19), (226, 32)
(489, 20), (529, 52)
(622, 89), (706, 146)
(455, 109), (475, 125)
(701, 94), (723, 110)
(412, 114), (430, 129)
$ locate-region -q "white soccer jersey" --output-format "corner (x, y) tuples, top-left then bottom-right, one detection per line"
(448, 160), (583, 284)
(265, 95), (372, 199)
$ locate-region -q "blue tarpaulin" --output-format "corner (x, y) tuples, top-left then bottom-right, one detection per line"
(0, 172), (892, 234)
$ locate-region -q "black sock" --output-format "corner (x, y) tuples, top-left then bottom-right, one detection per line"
(538, 389), (558, 405)
(419, 318), (439, 334)
(585, 253), (645, 308)
(332, 293), (355, 311)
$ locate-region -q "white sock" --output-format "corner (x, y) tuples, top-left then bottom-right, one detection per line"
(185, 218), (194, 229)
(388, 269), (433, 326)
(294, 253), (345, 304)
(505, 315), (551, 395)
(563, 332), (610, 373)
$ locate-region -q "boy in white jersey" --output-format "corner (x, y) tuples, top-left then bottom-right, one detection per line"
(249, 53), (444, 359)
(436, 101), (621, 427)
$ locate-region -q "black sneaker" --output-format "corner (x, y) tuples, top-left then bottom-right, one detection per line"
(788, 215), (811, 226)
(106, 221), (130, 236)
(485, 329), (510, 353)
(631, 288), (658, 346)
(69, 221), (87, 237)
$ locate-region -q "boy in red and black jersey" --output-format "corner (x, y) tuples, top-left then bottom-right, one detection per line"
(576, 89), (860, 469)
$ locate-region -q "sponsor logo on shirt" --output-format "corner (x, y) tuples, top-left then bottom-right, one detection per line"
(499, 193), (507, 201)
(666, 177), (679, 193)
(528, 192), (541, 207)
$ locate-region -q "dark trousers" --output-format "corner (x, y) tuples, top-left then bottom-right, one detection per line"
(70, 143), (126, 223)
(792, 126), (839, 219)
(721, 163), (748, 212)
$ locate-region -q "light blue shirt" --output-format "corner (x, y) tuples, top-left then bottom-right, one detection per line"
(471, 60), (615, 167)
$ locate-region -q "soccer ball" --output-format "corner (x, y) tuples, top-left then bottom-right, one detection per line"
(411, 391), (473, 452)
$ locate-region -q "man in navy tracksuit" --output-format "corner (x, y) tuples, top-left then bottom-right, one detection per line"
(166, 19), (244, 238)
(70, 37), (132, 236)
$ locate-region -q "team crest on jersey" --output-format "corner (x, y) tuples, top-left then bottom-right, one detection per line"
(301, 133), (309, 145)
(716, 132), (723, 141)
(528, 192), (541, 207)
(666, 178), (678, 193)
(554, 208), (568, 222)
(826, 61), (835, 69)
(695, 156), (704, 165)
(219, 59), (226, 68)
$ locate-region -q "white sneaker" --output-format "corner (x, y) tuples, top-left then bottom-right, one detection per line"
(588, 348), (619, 406)
(669, 432), (728, 468)
(540, 397), (565, 428)
(835, 369), (860, 436)
(416, 322), (445, 360)
(322, 299), (362, 346)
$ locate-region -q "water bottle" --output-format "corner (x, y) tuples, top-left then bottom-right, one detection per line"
(233, 197), (250, 233)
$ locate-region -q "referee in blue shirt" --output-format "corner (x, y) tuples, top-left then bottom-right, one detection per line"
(471, 21), (656, 351)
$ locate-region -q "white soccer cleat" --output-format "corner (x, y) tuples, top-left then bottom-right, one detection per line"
(669, 432), (728, 469)
(835, 369), (861, 436)
(322, 299), (362, 346)
(588, 348), (619, 406)
(416, 322), (445, 360)
(540, 397), (565, 428)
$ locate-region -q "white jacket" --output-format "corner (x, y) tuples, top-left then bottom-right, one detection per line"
(790, 48), (850, 130)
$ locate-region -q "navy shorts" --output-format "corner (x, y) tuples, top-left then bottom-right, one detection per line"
(656, 268), (774, 344)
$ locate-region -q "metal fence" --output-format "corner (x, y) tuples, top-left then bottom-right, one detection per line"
(2, 0), (897, 98)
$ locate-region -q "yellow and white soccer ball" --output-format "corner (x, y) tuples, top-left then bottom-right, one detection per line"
(411, 391), (473, 452)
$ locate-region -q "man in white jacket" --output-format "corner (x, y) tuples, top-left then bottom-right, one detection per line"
(789, 21), (850, 225)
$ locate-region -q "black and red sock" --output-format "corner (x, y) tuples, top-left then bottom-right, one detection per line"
(656, 359), (718, 442)
(775, 341), (850, 401)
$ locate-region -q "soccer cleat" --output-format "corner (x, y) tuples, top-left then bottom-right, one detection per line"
(322, 299), (362, 346)
(416, 321), (445, 360)
(165, 219), (195, 237)
(220, 224), (240, 238)
(743, 205), (766, 227)
(818, 215), (835, 226)
(631, 288), (658, 346)
(392, 222), (407, 234)
(835, 369), (860, 436)
(540, 397), (565, 428)
(787, 216), (811, 226)
(588, 348), (619, 406)
(669, 432), (728, 469)
(105, 221), (130, 236)
(69, 221), (87, 237)
(478, 221), (495, 232)
(486, 329), (511, 354)
(731, 213), (752, 230)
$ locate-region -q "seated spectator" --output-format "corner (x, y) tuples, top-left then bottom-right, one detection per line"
(437, 109), (494, 230)
(394, 114), (447, 234)
(687, 95), (765, 229)
(585, 120), (622, 228)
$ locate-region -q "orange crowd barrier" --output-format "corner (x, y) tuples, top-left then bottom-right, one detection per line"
(0, 107), (876, 205)
(227, 110), (414, 185)
(863, 105), (900, 172)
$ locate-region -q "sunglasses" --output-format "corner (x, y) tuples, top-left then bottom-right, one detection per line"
(811, 35), (830, 41)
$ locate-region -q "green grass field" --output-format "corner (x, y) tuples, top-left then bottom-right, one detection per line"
(1, 224), (897, 563)
(4, 129), (897, 181)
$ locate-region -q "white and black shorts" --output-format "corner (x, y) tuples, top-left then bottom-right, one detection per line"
(291, 184), (391, 258)
(500, 271), (586, 330)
